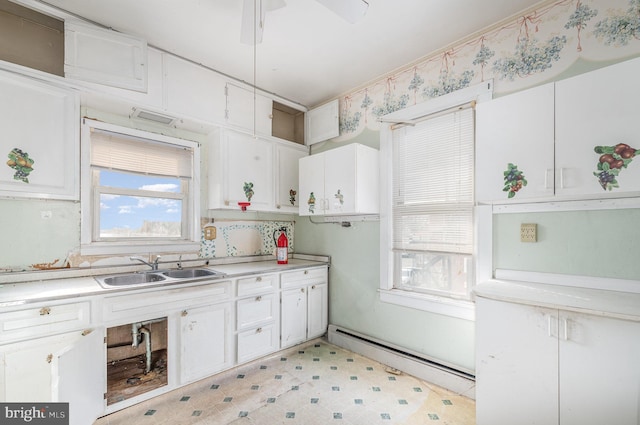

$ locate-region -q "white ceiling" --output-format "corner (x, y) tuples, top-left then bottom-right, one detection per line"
(41, 0), (543, 108)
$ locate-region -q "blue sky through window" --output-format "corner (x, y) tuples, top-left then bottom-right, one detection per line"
(99, 170), (182, 234)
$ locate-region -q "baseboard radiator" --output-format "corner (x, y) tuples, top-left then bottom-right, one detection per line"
(327, 324), (476, 400)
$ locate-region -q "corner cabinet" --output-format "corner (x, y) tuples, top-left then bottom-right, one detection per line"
(280, 267), (329, 349)
(476, 295), (640, 425)
(208, 128), (307, 212)
(299, 143), (379, 216)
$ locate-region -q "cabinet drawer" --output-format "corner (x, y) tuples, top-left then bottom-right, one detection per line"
(237, 323), (278, 364)
(281, 267), (327, 289)
(0, 301), (91, 343)
(103, 281), (231, 322)
(237, 293), (277, 330)
(237, 274), (277, 297)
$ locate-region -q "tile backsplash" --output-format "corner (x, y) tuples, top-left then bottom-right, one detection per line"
(200, 220), (294, 258)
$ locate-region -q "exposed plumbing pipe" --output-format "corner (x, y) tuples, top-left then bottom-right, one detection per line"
(139, 326), (151, 374)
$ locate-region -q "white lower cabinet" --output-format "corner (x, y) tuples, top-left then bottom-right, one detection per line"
(476, 297), (640, 425)
(0, 328), (104, 425)
(280, 267), (329, 348)
(179, 302), (232, 385)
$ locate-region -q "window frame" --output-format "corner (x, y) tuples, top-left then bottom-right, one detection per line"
(379, 82), (493, 320)
(80, 118), (201, 255)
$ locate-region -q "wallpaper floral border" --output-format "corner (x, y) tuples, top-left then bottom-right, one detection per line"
(337, 0), (640, 138)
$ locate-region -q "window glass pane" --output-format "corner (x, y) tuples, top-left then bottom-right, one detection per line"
(395, 251), (473, 298)
(100, 170), (180, 193)
(99, 193), (182, 238)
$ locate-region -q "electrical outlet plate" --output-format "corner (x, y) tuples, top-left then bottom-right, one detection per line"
(520, 223), (537, 243)
(204, 226), (216, 240)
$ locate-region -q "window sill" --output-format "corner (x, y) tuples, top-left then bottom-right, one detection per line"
(378, 288), (475, 321)
(81, 241), (200, 256)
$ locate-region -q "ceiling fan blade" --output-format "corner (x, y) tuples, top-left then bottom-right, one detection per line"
(241, 0), (286, 45)
(316, 0), (368, 24)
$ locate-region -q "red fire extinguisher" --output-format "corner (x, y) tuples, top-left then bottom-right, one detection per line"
(274, 227), (288, 264)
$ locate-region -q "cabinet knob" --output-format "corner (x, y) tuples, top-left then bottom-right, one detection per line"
(311, 285), (316, 290)
(256, 296), (262, 302)
(39, 307), (51, 316)
(256, 276), (262, 282)
(256, 327), (262, 333)
(301, 288), (305, 293)
(46, 354), (53, 364)
(181, 310), (188, 317)
(304, 270), (309, 275)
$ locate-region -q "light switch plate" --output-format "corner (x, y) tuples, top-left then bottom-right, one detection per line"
(204, 226), (216, 240)
(520, 223), (537, 242)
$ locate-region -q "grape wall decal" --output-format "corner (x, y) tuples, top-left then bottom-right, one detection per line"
(594, 143), (639, 190)
(6, 148), (34, 183)
(503, 163), (527, 198)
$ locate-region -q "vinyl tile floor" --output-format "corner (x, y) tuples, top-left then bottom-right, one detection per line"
(94, 339), (475, 425)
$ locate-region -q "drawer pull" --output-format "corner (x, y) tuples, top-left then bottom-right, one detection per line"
(256, 276), (262, 282)
(256, 296), (262, 302)
(304, 270), (309, 275)
(311, 285), (316, 290)
(181, 310), (188, 317)
(256, 327), (262, 333)
(39, 307), (51, 316)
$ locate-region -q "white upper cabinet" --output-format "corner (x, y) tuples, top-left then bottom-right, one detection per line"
(64, 21), (147, 92)
(208, 129), (274, 211)
(164, 54), (227, 124)
(555, 56), (640, 197)
(225, 83), (273, 137)
(476, 57), (640, 204)
(305, 99), (339, 145)
(275, 143), (307, 213)
(476, 83), (555, 203)
(0, 70), (79, 200)
(299, 143), (379, 216)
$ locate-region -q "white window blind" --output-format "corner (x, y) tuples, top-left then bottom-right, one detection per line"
(392, 107), (474, 255)
(90, 128), (193, 178)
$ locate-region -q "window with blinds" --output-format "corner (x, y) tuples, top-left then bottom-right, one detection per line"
(391, 107), (475, 299)
(81, 120), (199, 247)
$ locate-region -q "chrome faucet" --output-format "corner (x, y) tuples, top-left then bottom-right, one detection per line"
(130, 256), (161, 271)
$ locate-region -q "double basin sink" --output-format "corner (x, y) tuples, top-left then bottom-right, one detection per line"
(96, 268), (225, 288)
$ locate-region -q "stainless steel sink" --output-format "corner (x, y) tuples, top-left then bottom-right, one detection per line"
(101, 273), (167, 286)
(161, 268), (220, 279)
(95, 267), (225, 288)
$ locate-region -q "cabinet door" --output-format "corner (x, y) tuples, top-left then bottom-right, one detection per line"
(54, 328), (105, 425)
(281, 287), (308, 348)
(555, 57), (640, 196)
(476, 83), (555, 202)
(305, 99), (339, 145)
(223, 131), (273, 210)
(226, 83), (273, 137)
(64, 21), (146, 91)
(164, 54), (227, 124)
(0, 329), (104, 424)
(0, 70), (79, 200)
(275, 144), (307, 212)
(559, 312), (640, 425)
(324, 145), (357, 214)
(475, 298), (558, 425)
(298, 153), (325, 216)
(180, 303), (232, 384)
(307, 283), (328, 339)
